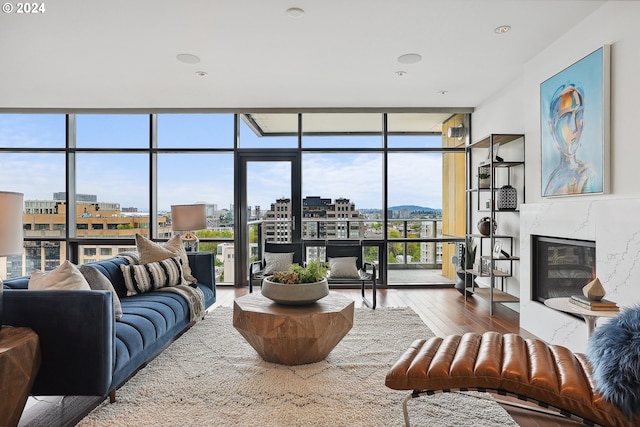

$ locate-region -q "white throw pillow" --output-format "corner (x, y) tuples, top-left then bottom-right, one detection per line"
(328, 257), (360, 279)
(263, 252), (294, 275)
(135, 234), (196, 284)
(28, 260), (91, 290)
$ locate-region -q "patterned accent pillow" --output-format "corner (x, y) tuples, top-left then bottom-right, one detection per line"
(115, 250), (140, 265)
(120, 257), (184, 296)
(263, 252), (294, 275)
(328, 257), (360, 279)
(28, 260), (91, 290)
(79, 264), (123, 321)
(135, 234), (196, 284)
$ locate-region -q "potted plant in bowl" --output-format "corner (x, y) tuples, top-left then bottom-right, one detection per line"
(261, 259), (330, 305)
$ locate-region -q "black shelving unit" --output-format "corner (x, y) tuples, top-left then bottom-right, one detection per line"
(465, 134), (525, 315)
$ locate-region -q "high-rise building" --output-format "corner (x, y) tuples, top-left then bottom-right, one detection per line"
(325, 197), (362, 239)
(303, 196), (331, 239)
(262, 196), (362, 243)
(420, 220), (443, 265)
(263, 198), (291, 242)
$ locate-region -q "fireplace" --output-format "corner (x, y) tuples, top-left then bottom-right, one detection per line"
(531, 235), (595, 302)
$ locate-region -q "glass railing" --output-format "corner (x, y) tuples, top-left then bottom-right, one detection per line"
(251, 217), (462, 271)
(1, 218), (461, 286)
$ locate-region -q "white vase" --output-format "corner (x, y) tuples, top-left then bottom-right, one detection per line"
(261, 277), (329, 305)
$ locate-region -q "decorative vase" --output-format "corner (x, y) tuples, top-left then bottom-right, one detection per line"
(261, 277), (329, 305)
(497, 185), (518, 210)
(477, 217), (497, 236)
(582, 277), (606, 301)
(454, 271), (473, 297)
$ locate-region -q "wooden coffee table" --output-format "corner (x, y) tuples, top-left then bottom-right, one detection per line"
(233, 291), (354, 365)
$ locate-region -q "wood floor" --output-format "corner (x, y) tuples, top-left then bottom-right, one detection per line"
(19, 286), (584, 427)
(213, 286), (539, 338)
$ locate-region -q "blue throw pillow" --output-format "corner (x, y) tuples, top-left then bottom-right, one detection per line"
(586, 306), (640, 418)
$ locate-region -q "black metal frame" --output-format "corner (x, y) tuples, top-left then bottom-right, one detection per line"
(326, 241), (377, 309)
(249, 241), (305, 293)
(4, 111), (469, 287)
(401, 388), (597, 427)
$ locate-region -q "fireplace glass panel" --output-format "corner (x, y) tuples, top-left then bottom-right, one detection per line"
(532, 235), (595, 302)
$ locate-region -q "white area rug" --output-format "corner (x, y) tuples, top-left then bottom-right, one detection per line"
(78, 306), (517, 427)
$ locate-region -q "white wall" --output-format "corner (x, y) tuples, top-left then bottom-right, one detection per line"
(468, 76), (527, 304)
(475, 0), (640, 205)
(524, 1), (640, 202)
(471, 1), (640, 348)
(471, 76), (525, 139)
(521, 198), (640, 353)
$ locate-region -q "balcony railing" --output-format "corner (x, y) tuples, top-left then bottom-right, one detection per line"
(251, 217), (462, 270)
(2, 218), (462, 286)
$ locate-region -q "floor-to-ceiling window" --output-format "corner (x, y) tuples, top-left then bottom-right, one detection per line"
(157, 113), (235, 283)
(0, 111), (467, 286)
(75, 114), (152, 264)
(0, 114), (66, 277)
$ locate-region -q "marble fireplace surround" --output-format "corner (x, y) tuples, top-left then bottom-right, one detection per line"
(521, 198), (640, 353)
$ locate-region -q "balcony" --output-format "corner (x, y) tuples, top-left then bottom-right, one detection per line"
(250, 218), (460, 286)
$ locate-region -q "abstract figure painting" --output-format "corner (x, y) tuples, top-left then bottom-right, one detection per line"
(540, 45), (610, 197)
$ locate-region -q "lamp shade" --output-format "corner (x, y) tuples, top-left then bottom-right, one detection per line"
(0, 191), (24, 256)
(171, 204), (206, 231)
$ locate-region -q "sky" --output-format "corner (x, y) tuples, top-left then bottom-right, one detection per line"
(0, 114), (445, 212)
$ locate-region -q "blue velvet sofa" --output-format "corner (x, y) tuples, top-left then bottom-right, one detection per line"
(2, 252), (216, 399)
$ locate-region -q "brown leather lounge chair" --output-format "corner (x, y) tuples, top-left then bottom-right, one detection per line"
(385, 329), (640, 427)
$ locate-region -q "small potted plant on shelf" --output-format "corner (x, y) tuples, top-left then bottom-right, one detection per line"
(478, 169), (491, 189)
(262, 259), (330, 305)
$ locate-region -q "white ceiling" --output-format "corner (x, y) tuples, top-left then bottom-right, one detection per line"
(0, 0), (606, 111)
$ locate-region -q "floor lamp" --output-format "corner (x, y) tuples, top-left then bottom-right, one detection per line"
(0, 192), (24, 331)
(171, 204), (207, 252)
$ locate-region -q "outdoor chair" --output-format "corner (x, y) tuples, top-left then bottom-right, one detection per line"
(325, 241), (377, 309)
(249, 241), (304, 292)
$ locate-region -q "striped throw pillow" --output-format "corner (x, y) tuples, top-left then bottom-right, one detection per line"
(120, 257), (184, 296)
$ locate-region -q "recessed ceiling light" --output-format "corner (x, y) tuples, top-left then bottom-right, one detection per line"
(395, 71), (407, 77)
(494, 25), (511, 34)
(176, 53), (200, 64)
(286, 7), (304, 18)
(195, 71), (207, 77)
(397, 53), (422, 64)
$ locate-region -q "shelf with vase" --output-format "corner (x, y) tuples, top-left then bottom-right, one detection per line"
(465, 134), (525, 315)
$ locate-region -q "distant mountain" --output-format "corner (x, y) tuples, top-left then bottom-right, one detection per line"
(389, 205), (439, 213)
(360, 205), (442, 214)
